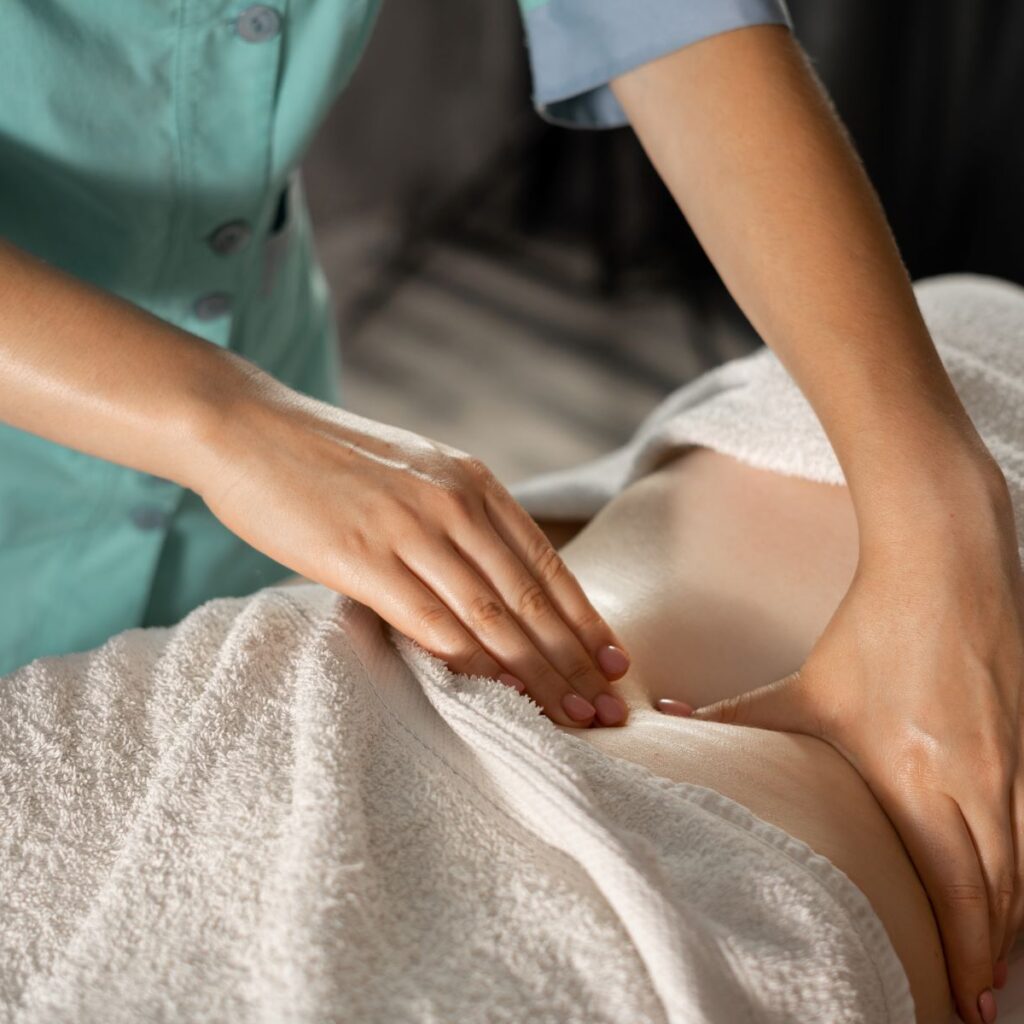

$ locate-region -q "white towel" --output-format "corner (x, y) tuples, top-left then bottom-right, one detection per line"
(1, 587), (911, 1023)
(513, 273), (1024, 562)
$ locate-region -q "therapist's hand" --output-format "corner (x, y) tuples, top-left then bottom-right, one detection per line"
(0, 239), (628, 727)
(191, 371), (630, 729)
(686, 459), (1024, 1024)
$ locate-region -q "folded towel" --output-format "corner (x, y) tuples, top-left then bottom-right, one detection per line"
(513, 274), (1024, 562)
(1, 585), (911, 1022)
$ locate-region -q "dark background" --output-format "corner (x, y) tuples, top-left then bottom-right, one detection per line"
(303, 1), (1024, 484)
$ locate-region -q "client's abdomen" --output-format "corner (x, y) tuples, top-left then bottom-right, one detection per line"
(560, 447), (951, 1023)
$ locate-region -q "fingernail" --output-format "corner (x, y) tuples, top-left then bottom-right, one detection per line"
(594, 693), (628, 726)
(994, 960), (1009, 990)
(596, 645), (630, 679)
(562, 692), (596, 722)
(655, 698), (694, 717)
(498, 674), (526, 694)
(979, 988), (998, 1023)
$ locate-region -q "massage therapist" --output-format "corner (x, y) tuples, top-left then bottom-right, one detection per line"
(1, 4), (1021, 1020)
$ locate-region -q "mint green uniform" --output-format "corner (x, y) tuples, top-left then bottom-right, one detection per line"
(0, 0), (788, 675)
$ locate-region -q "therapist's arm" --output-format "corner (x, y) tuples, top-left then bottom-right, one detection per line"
(613, 25), (1022, 1024)
(0, 239), (631, 728)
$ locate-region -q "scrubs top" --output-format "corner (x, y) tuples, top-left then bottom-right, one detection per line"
(0, 0), (789, 675)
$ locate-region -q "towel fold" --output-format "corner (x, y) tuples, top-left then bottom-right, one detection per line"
(513, 274), (1024, 560)
(1, 585), (911, 1022)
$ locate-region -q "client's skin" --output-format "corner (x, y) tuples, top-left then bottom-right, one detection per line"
(548, 447), (954, 1024)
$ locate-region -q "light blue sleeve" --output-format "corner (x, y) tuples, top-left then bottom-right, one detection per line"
(518, 0), (792, 128)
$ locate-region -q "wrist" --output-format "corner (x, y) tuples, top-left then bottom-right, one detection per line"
(177, 348), (370, 502)
(171, 345), (282, 494)
(854, 428), (1013, 550)
(834, 371), (986, 496)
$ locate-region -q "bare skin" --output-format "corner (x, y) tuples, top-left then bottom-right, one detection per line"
(551, 447), (956, 1023)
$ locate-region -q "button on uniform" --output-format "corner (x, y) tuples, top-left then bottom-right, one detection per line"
(193, 292), (233, 320)
(208, 220), (252, 255)
(130, 506), (170, 531)
(236, 5), (282, 43)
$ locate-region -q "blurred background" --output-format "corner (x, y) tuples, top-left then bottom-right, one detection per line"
(304, 0), (1024, 485)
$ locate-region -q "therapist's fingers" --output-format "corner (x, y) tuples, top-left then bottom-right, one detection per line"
(400, 543), (599, 728)
(481, 485), (631, 681)
(887, 791), (995, 1024)
(964, 800), (1016, 973)
(452, 526), (628, 726)
(998, 776), (1024, 965)
(368, 558), (514, 685)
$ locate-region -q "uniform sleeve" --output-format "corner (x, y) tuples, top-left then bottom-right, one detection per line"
(518, 0), (792, 128)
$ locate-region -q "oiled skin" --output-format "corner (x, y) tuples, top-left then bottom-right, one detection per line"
(554, 448), (952, 1024)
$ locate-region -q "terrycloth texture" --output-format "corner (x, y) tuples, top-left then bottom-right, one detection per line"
(514, 274), (1024, 559)
(0, 585), (912, 1023)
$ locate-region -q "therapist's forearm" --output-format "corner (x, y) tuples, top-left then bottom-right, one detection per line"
(0, 238), (254, 486)
(611, 25), (1002, 534)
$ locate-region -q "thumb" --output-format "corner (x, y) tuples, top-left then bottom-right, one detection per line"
(690, 672), (820, 735)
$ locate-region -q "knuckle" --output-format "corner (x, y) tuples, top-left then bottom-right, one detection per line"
(469, 596), (505, 628)
(574, 606), (606, 634)
(993, 881), (1015, 919)
(479, 469), (506, 500)
(937, 882), (988, 911)
(459, 455), (492, 485)
(531, 542), (566, 586)
(344, 525), (374, 558)
(387, 510), (430, 553)
(891, 737), (941, 790)
(416, 602), (450, 637)
(461, 647), (498, 677)
(516, 582), (552, 621)
(520, 658), (558, 690)
(442, 487), (478, 522)
(974, 741), (1014, 787)
(715, 693), (750, 726)
(564, 660), (597, 686)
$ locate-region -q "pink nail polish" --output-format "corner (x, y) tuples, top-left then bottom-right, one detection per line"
(596, 645), (630, 679)
(979, 988), (998, 1023)
(655, 698), (694, 717)
(562, 692), (596, 722)
(498, 674), (526, 694)
(994, 960), (1009, 990)
(594, 693), (627, 726)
